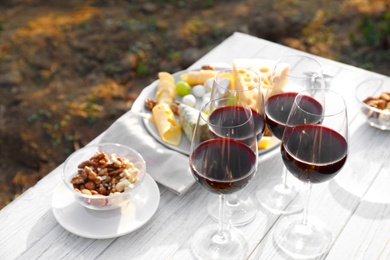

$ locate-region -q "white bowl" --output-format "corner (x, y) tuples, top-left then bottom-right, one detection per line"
(355, 78), (390, 130)
(62, 143), (146, 210)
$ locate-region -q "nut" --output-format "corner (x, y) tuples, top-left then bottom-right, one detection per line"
(201, 65), (215, 70)
(70, 151), (141, 201)
(363, 92), (390, 111)
(144, 98), (180, 115)
(144, 98), (157, 111)
(81, 189), (92, 195)
(85, 181), (96, 190)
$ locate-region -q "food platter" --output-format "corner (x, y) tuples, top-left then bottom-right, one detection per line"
(142, 61), (280, 156)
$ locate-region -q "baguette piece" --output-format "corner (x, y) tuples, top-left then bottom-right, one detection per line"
(180, 70), (217, 86)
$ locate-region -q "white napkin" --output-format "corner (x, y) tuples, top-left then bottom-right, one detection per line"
(99, 82), (196, 195)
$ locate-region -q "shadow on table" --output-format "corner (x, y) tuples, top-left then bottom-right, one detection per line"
(329, 122), (390, 220)
(25, 180), (156, 258)
(249, 149), (305, 259)
(26, 209), (118, 258)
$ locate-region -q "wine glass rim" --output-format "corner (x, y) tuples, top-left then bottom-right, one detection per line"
(199, 97), (254, 128)
(274, 54), (324, 79)
(295, 88), (347, 117)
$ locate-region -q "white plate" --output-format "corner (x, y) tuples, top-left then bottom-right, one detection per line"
(142, 63), (280, 156)
(52, 173), (160, 239)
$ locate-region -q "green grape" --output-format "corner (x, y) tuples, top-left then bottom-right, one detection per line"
(176, 81), (191, 97)
(226, 93), (239, 105)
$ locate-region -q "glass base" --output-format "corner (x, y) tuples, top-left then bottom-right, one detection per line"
(191, 224), (248, 260)
(256, 177), (304, 214)
(273, 215), (332, 259)
(207, 191), (258, 226)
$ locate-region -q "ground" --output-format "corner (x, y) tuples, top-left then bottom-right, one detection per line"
(0, 0), (389, 209)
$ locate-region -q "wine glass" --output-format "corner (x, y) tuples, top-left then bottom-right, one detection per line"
(274, 88), (348, 258)
(256, 54), (324, 214)
(207, 67), (265, 226)
(189, 97), (258, 260)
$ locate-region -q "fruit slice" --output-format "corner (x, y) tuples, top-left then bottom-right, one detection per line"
(258, 136), (271, 150)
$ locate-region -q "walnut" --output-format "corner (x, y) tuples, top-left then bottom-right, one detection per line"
(70, 174), (84, 185)
(144, 98), (157, 111)
(170, 101), (180, 115)
(201, 65), (215, 70)
(144, 98), (180, 115)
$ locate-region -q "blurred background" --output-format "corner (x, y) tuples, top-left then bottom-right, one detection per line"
(0, 0), (389, 209)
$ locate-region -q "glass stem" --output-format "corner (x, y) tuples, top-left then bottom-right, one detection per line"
(227, 193), (239, 206)
(301, 182), (312, 226)
(212, 194), (228, 244)
(218, 194), (226, 236)
(282, 165), (288, 188)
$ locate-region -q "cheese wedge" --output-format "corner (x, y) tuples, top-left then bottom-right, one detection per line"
(258, 136), (271, 150)
(233, 67), (261, 90)
(231, 67), (261, 110)
(152, 103), (182, 146)
(156, 72), (176, 105)
(233, 59), (274, 90)
(178, 103), (209, 142)
(157, 80), (175, 105)
(180, 70), (217, 86)
(270, 62), (289, 96)
(233, 59), (288, 98)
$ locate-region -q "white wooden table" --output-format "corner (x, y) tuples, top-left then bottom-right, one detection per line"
(1, 32), (390, 260)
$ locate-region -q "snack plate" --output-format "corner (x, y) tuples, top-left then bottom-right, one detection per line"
(52, 173), (160, 239)
(142, 63), (280, 156)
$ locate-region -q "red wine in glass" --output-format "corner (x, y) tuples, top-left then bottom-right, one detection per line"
(265, 92), (323, 139)
(281, 125), (348, 183)
(190, 139), (257, 194)
(265, 92), (298, 139)
(208, 106), (264, 146)
(252, 108), (266, 141)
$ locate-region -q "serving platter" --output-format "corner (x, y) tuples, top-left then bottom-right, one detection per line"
(142, 60), (280, 156)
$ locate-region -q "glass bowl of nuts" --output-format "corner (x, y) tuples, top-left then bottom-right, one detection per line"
(355, 77), (390, 130)
(62, 143), (146, 210)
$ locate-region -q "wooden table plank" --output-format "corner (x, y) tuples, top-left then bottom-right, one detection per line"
(189, 32), (270, 69)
